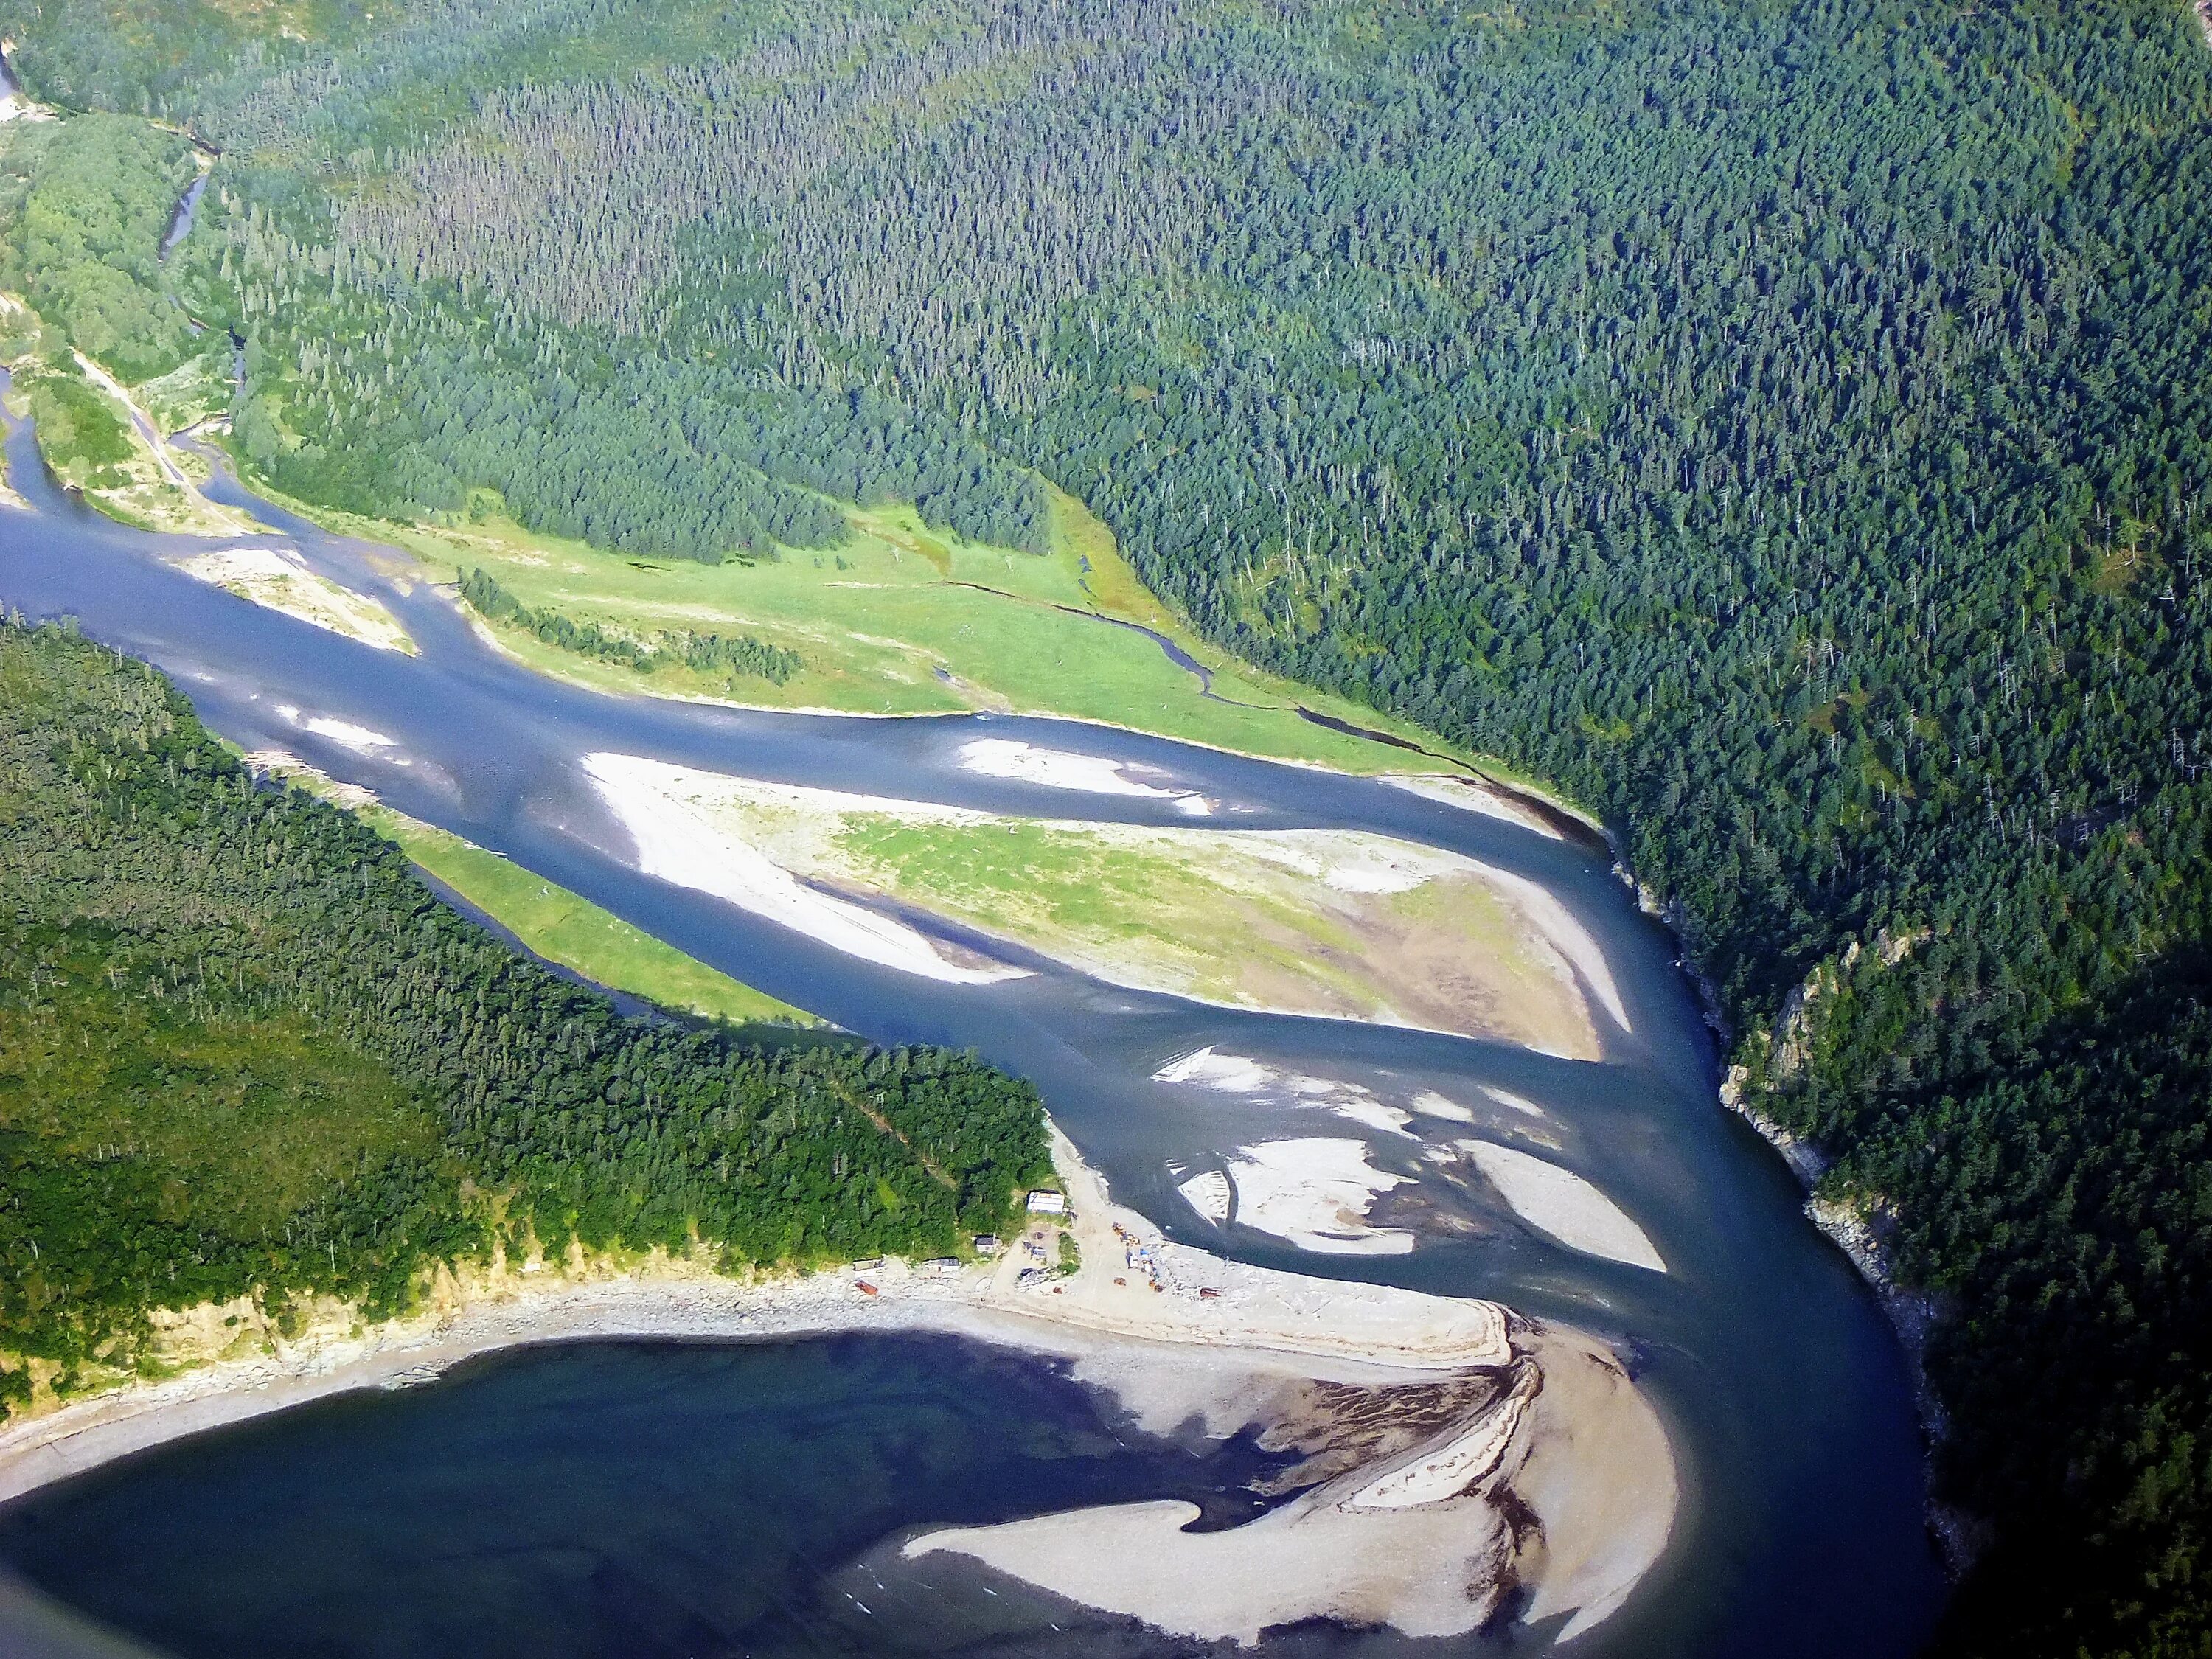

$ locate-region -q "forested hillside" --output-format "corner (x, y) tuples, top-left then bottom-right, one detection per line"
(0, 620), (1048, 1415)
(2, 0), (2210, 1651)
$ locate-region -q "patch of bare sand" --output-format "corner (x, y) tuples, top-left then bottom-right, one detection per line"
(1463, 1139), (1667, 1273)
(178, 546), (415, 653)
(1385, 771), (1563, 838)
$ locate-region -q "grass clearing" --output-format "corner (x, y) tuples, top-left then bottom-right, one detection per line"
(358, 481), (1483, 775)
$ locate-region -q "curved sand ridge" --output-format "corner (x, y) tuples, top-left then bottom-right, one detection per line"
(906, 1129), (1677, 1645)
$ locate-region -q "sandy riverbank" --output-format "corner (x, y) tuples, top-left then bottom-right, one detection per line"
(0, 1129), (1676, 1648)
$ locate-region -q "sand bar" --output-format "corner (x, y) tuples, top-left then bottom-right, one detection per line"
(1463, 1139), (1667, 1273)
(178, 546), (415, 653)
(958, 736), (1183, 799)
(581, 752), (1028, 987)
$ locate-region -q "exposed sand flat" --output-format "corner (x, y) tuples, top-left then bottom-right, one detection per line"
(271, 703), (406, 760)
(1481, 1083), (1550, 1119)
(1385, 771), (1564, 838)
(1178, 1168), (1232, 1223)
(1224, 1137), (1415, 1255)
(1463, 1139), (1666, 1273)
(580, 752), (1028, 986)
(1410, 1088), (1477, 1122)
(908, 1486), (1521, 1644)
(1155, 1044), (1272, 1091)
(958, 736), (1189, 801)
(1334, 1096), (1416, 1136)
(178, 546), (415, 653)
(1154, 1047), (1413, 1138)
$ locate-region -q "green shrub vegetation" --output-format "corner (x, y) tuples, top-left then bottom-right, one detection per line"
(1, 0), (2211, 1648)
(0, 619), (1048, 1407)
(459, 566), (804, 686)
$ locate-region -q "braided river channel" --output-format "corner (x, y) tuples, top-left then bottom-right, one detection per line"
(0, 392), (1946, 1658)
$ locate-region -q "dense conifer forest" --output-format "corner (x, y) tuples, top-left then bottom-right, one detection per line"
(0, 620), (1049, 1411)
(2, 0), (2210, 1650)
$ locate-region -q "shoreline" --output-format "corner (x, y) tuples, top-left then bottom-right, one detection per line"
(1716, 1062), (1978, 1573)
(0, 1130), (1678, 1647)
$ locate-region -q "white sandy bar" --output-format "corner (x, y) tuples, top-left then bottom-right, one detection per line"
(958, 736), (1187, 800)
(1224, 1137), (1416, 1256)
(179, 546), (415, 653)
(1464, 1139), (1666, 1273)
(1385, 772), (1562, 838)
(580, 752), (1026, 986)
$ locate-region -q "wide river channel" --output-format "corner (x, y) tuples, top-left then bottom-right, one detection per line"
(0, 390), (1947, 1658)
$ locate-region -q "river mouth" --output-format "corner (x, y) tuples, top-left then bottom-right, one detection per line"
(0, 389), (1947, 1658)
(0, 1335), (1304, 1659)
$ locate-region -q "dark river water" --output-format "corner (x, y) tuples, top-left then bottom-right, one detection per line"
(0, 389), (1947, 1657)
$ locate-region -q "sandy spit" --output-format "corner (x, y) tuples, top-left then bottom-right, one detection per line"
(0, 1128), (1674, 1650)
(957, 736), (1185, 800)
(1385, 771), (1563, 839)
(178, 546), (415, 654)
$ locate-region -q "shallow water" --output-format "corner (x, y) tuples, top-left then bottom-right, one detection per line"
(0, 397), (1947, 1657)
(0, 1336), (1298, 1659)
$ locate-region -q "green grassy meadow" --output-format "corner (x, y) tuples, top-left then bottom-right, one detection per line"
(375, 484), (1478, 775)
(367, 808), (820, 1032)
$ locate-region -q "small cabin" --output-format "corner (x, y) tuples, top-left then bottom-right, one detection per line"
(920, 1257), (963, 1276)
(973, 1234), (1001, 1255)
(1025, 1190), (1068, 1214)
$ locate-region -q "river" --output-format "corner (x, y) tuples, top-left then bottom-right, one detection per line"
(0, 392), (1947, 1657)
